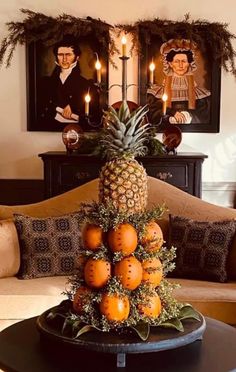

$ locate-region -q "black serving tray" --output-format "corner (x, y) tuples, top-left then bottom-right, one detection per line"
(37, 307), (206, 368)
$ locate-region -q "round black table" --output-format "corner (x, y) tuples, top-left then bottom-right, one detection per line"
(0, 317), (236, 372)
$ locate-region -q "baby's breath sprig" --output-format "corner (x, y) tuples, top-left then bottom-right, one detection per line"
(106, 276), (129, 297)
(158, 246), (177, 275)
(134, 245), (160, 262)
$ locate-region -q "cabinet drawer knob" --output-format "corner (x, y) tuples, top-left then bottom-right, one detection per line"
(75, 171), (91, 180)
(156, 172), (173, 181)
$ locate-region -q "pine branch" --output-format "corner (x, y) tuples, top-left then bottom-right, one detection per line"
(0, 8), (115, 68)
(117, 14), (236, 77)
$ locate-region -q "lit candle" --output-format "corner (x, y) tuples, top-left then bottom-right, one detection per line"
(95, 55), (102, 84)
(149, 60), (155, 85)
(121, 36), (127, 57)
(85, 92), (91, 115)
(162, 93), (168, 115)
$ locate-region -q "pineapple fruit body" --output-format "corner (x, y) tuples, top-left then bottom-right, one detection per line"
(99, 157), (147, 214)
(99, 102), (149, 215)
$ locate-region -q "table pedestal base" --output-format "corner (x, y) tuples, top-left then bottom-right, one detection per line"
(117, 353), (126, 368)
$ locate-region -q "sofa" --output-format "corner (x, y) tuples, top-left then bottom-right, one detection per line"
(1, 176), (236, 332)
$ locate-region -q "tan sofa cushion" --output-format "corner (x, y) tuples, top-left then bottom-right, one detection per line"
(0, 179), (98, 219)
(1, 276), (235, 325)
(169, 278), (236, 325)
(0, 220), (20, 278)
(0, 276), (67, 319)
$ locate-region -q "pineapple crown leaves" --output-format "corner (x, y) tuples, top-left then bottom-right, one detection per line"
(101, 101), (150, 159)
(117, 100), (131, 123)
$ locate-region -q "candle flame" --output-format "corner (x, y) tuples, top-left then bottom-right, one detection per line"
(121, 36), (127, 45)
(149, 61), (155, 72)
(162, 93), (168, 102)
(85, 93), (91, 103)
(95, 60), (101, 70)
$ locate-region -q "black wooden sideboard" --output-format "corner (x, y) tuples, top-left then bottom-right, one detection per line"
(39, 152), (208, 199)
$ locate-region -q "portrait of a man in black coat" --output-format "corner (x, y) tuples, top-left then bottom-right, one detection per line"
(38, 35), (100, 131)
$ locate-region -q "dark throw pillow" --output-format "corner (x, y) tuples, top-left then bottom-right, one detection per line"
(168, 215), (236, 283)
(14, 212), (82, 279)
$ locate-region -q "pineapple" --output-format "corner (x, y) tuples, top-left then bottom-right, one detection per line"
(99, 101), (150, 215)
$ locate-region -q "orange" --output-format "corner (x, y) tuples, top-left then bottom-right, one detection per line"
(75, 255), (86, 270)
(142, 257), (163, 287)
(84, 258), (111, 288)
(100, 293), (130, 322)
(72, 286), (91, 314)
(107, 223), (138, 256)
(141, 221), (163, 252)
(114, 256), (143, 290)
(138, 294), (162, 318)
(82, 223), (103, 251)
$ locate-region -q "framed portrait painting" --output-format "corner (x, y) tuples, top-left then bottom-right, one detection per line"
(26, 34), (108, 132)
(139, 34), (221, 133)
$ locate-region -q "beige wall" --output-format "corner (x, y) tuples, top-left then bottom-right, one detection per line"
(0, 0), (236, 182)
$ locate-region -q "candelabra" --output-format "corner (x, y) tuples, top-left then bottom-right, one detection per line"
(83, 45), (137, 130)
(109, 55), (136, 102)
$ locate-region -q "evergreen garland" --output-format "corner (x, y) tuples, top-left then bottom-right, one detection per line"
(0, 10), (235, 76)
(0, 9), (118, 68)
(117, 13), (236, 76)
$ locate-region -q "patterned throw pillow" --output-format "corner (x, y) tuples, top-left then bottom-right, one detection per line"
(168, 215), (236, 283)
(14, 213), (82, 279)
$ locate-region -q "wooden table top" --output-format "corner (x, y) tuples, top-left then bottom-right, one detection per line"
(0, 316), (236, 372)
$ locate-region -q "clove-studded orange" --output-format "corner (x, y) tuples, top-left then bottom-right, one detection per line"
(142, 257), (163, 287)
(84, 258), (111, 289)
(100, 293), (130, 322)
(114, 256), (143, 290)
(82, 223), (103, 251)
(73, 286), (91, 314)
(107, 223), (138, 256)
(138, 293), (162, 318)
(141, 221), (163, 252)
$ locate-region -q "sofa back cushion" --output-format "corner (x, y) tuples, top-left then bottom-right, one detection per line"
(168, 215), (236, 283)
(14, 213), (82, 279)
(0, 179), (98, 220)
(0, 219), (20, 278)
